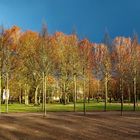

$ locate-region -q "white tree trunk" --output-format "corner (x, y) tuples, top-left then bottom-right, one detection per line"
(25, 85), (29, 105)
(35, 85), (39, 105)
(6, 73), (9, 113)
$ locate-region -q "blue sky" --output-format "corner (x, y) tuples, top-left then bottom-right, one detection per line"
(0, 0), (140, 42)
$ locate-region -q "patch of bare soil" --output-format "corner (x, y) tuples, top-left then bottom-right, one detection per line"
(0, 111), (140, 140)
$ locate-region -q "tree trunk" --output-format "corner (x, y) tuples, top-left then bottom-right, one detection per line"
(133, 75), (136, 111)
(35, 85), (39, 105)
(19, 95), (22, 104)
(67, 95), (69, 103)
(19, 85), (22, 104)
(120, 78), (123, 116)
(88, 76), (91, 103)
(104, 75), (108, 111)
(0, 71), (1, 115)
(44, 75), (47, 117)
(63, 81), (66, 105)
(128, 85), (131, 105)
(6, 73), (9, 113)
(83, 79), (86, 115)
(42, 72), (45, 110)
(73, 74), (76, 112)
(83, 68), (86, 115)
(25, 94), (29, 105)
(25, 87), (29, 105)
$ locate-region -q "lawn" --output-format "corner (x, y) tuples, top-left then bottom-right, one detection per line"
(0, 102), (139, 113)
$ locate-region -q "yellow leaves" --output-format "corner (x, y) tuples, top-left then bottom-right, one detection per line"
(20, 30), (38, 44)
(19, 30), (39, 57)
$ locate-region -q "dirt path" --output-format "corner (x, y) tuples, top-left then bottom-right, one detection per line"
(0, 111), (139, 140)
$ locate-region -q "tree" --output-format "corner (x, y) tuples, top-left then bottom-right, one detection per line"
(129, 34), (140, 111)
(67, 33), (79, 111)
(79, 39), (93, 115)
(19, 30), (39, 105)
(36, 23), (54, 116)
(0, 25), (4, 115)
(113, 37), (131, 115)
(93, 43), (111, 111)
(2, 26), (21, 112)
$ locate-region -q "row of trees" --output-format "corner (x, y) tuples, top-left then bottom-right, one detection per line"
(0, 25), (139, 115)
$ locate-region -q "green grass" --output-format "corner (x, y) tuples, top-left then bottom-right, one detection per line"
(0, 102), (140, 113)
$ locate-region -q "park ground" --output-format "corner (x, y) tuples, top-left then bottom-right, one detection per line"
(0, 103), (140, 140)
(0, 111), (140, 140)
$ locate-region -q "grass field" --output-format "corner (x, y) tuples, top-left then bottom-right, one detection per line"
(0, 102), (140, 113)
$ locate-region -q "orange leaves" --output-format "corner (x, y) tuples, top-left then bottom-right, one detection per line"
(19, 30), (39, 56)
(47, 75), (56, 85)
(79, 39), (92, 52)
(78, 38), (94, 70)
(3, 26), (21, 46)
(1, 26), (139, 84)
(113, 37), (134, 76)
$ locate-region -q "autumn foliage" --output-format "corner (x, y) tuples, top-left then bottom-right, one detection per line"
(0, 25), (140, 107)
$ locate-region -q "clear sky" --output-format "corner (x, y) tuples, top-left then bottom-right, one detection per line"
(0, 0), (140, 42)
